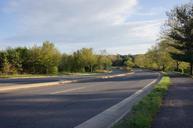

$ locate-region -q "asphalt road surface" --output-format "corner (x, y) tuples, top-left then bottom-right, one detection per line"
(0, 69), (127, 87)
(152, 73), (193, 128)
(0, 69), (159, 128)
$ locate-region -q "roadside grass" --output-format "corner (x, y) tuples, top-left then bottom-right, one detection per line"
(0, 70), (112, 79)
(0, 73), (96, 78)
(0, 74), (55, 79)
(113, 74), (171, 128)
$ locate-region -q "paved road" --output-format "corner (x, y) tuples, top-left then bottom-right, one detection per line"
(152, 73), (193, 128)
(0, 70), (159, 128)
(0, 69), (127, 87)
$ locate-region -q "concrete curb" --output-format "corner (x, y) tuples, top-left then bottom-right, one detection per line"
(0, 72), (134, 92)
(75, 72), (162, 128)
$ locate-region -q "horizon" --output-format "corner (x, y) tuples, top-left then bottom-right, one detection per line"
(0, 0), (190, 54)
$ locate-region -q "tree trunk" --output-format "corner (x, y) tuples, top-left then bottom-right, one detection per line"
(162, 65), (165, 71)
(90, 65), (92, 72)
(190, 63), (193, 75)
(176, 61), (179, 72)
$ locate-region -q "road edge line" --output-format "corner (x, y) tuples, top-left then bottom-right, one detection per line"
(75, 72), (162, 128)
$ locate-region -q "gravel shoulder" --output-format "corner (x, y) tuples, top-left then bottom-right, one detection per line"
(152, 73), (193, 128)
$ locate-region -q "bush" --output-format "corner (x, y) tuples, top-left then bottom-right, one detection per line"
(48, 66), (58, 74)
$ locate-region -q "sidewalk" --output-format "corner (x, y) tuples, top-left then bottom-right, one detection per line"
(152, 73), (193, 128)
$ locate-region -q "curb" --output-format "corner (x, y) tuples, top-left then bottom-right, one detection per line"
(75, 72), (162, 128)
(0, 72), (134, 92)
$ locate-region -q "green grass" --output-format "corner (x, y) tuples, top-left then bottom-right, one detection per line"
(113, 75), (171, 128)
(0, 74), (58, 79)
(0, 70), (112, 79)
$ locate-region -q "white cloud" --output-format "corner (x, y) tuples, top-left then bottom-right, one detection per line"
(126, 20), (164, 41)
(1, 0), (164, 54)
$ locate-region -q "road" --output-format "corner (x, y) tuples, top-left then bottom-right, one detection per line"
(0, 69), (127, 87)
(0, 69), (159, 128)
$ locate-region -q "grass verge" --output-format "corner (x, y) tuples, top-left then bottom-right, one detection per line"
(0, 71), (110, 79)
(0, 74), (56, 79)
(113, 74), (171, 128)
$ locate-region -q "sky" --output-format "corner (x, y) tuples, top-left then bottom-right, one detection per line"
(0, 0), (191, 54)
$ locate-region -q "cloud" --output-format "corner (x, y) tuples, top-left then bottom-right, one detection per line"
(1, 0), (164, 54)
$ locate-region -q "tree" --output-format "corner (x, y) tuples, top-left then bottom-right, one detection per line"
(134, 54), (146, 68)
(40, 41), (61, 74)
(124, 57), (134, 71)
(134, 41), (176, 71)
(79, 48), (97, 72)
(0, 51), (11, 74)
(164, 3), (193, 74)
(15, 47), (31, 73)
(27, 41), (61, 74)
(97, 50), (112, 70)
(112, 54), (123, 66)
(59, 54), (71, 72)
(6, 48), (22, 74)
(72, 50), (85, 72)
(28, 45), (43, 74)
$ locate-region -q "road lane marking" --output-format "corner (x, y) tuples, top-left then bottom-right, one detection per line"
(0, 72), (135, 93)
(50, 86), (86, 94)
(50, 71), (151, 95)
(75, 72), (161, 128)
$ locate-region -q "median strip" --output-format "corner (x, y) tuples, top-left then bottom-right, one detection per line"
(0, 72), (134, 92)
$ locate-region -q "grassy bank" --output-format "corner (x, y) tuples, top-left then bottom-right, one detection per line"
(113, 75), (171, 128)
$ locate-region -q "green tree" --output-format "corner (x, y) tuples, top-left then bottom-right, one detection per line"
(0, 51), (11, 74)
(28, 41), (61, 74)
(79, 48), (97, 72)
(40, 41), (61, 74)
(97, 50), (112, 70)
(165, 3), (193, 74)
(134, 41), (176, 71)
(124, 58), (134, 71)
(15, 47), (31, 73)
(59, 54), (71, 72)
(157, 41), (176, 71)
(134, 54), (146, 68)
(6, 48), (22, 74)
(28, 45), (43, 74)
(72, 50), (85, 72)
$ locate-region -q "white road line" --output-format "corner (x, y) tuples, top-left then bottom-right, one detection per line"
(50, 86), (86, 94)
(50, 72), (158, 95)
(75, 72), (161, 128)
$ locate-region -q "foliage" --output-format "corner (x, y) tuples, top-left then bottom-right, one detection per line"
(0, 41), (61, 74)
(164, 3), (193, 74)
(59, 48), (112, 73)
(123, 58), (134, 71)
(97, 50), (112, 70)
(112, 55), (134, 67)
(40, 41), (61, 74)
(134, 40), (176, 71)
(0, 43), (113, 75)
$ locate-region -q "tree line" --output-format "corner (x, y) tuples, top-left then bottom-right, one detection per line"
(0, 41), (113, 75)
(134, 40), (189, 73)
(58, 48), (112, 73)
(134, 2), (193, 74)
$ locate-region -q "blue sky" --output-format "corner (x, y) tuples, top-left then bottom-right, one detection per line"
(0, 0), (191, 54)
